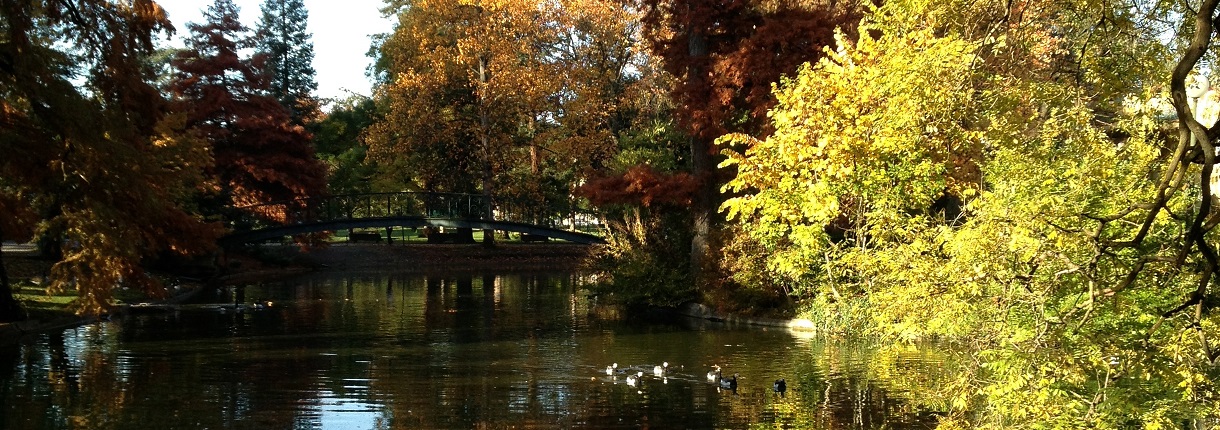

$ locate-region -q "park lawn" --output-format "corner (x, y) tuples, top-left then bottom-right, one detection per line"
(330, 227), (545, 244)
(14, 281), (150, 321)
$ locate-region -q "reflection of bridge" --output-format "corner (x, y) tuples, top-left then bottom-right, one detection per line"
(219, 192), (605, 246)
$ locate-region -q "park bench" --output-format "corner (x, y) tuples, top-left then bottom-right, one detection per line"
(521, 233), (550, 243)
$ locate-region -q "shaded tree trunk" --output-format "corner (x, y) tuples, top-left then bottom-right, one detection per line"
(688, 29), (713, 287)
(0, 236), (28, 323)
(478, 55), (497, 247)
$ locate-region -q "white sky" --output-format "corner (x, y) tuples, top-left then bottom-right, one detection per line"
(159, 0), (397, 102)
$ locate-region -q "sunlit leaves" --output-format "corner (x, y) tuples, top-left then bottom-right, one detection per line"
(369, 0), (565, 193)
(720, 26), (980, 295)
(1, 1), (221, 318)
(714, 0), (1220, 421)
(368, 0), (651, 236)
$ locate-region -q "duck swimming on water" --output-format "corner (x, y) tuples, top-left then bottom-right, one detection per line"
(653, 362), (669, 377)
(719, 373), (739, 391)
(626, 371), (643, 387)
(773, 378), (787, 397)
(606, 363), (618, 376)
(706, 365), (722, 382)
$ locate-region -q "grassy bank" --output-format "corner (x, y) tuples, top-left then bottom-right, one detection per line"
(4, 254), (71, 320)
(3, 241), (599, 323)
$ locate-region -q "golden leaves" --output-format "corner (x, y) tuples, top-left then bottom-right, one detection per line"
(371, 0), (641, 193)
(723, 26), (980, 242)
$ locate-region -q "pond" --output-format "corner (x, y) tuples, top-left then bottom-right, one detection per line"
(1, 271), (948, 429)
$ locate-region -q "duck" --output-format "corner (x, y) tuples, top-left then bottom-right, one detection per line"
(605, 363), (618, 376)
(773, 378), (787, 397)
(719, 373), (738, 391)
(706, 365), (722, 382)
(653, 362), (669, 377)
(626, 371), (643, 387)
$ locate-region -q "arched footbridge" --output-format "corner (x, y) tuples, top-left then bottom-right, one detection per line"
(219, 192), (606, 246)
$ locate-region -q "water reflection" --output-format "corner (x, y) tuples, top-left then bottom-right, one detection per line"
(3, 271), (945, 429)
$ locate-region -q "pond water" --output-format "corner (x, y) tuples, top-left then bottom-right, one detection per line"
(1, 271), (947, 429)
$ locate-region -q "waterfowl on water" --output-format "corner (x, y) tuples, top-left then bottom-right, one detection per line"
(606, 363), (618, 376)
(719, 373), (739, 391)
(773, 378), (787, 397)
(626, 371), (643, 386)
(706, 365), (722, 382)
(653, 362), (669, 377)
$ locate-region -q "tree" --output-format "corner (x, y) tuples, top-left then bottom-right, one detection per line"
(310, 95), (379, 194)
(638, 0), (864, 287)
(369, 0), (571, 244)
(577, 164), (700, 305)
(254, 0), (319, 125)
(717, 0), (1220, 423)
(0, 0), (220, 318)
(497, 0), (652, 225)
(170, 0), (327, 224)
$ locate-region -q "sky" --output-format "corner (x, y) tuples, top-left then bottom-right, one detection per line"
(159, 0), (397, 102)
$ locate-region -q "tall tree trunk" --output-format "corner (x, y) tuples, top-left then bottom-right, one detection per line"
(688, 29), (713, 287)
(478, 56), (497, 247)
(529, 116), (542, 225)
(0, 235), (28, 323)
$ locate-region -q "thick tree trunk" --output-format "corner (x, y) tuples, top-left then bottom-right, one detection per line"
(0, 239), (28, 323)
(690, 139), (713, 283)
(688, 29), (713, 287)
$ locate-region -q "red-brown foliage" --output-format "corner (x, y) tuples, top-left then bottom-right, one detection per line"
(640, 0), (862, 141)
(169, 0), (327, 222)
(578, 164), (700, 208)
(1, 0), (227, 318)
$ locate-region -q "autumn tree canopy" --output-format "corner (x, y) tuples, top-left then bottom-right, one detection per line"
(170, 0), (327, 224)
(717, 0), (1220, 423)
(369, 0), (650, 230)
(0, 0), (220, 318)
(636, 0), (865, 284)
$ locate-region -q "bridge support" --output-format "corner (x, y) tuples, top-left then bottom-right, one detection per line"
(483, 227), (495, 247)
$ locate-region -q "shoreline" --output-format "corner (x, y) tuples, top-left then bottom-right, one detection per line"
(286, 242), (599, 273)
(2, 243), (818, 343)
(675, 302), (816, 332)
(0, 243), (601, 344)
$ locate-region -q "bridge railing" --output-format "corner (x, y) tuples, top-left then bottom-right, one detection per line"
(311, 192), (490, 221)
(232, 191), (603, 236)
(496, 200), (603, 235)
(231, 192), (489, 229)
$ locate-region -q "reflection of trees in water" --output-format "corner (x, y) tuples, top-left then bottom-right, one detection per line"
(3, 324), (313, 428)
(3, 272), (959, 429)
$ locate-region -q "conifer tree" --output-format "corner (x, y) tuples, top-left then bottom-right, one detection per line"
(170, 0), (327, 224)
(255, 0), (318, 125)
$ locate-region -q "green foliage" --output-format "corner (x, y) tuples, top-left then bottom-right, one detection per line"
(255, 0), (319, 124)
(720, 26), (982, 301)
(310, 95), (379, 194)
(588, 207), (696, 308)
